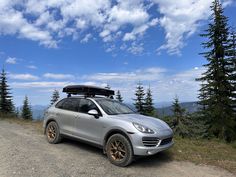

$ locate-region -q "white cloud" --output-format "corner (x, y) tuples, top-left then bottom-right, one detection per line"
(43, 73), (75, 80)
(27, 65), (37, 69)
(0, 8), (57, 48)
(0, 0), (233, 54)
(9, 73), (39, 80)
(84, 67), (166, 82)
(80, 33), (92, 43)
(6, 57), (17, 64)
(11, 81), (75, 88)
(153, 0), (232, 55)
(82, 66), (205, 102)
(11, 66), (206, 104)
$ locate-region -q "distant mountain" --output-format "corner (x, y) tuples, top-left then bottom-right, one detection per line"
(157, 101), (200, 117)
(31, 105), (48, 120)
(27, 101), (200, 120)
(17, 105), (48, 120)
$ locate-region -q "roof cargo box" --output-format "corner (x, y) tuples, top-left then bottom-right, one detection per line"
(63, 85), (115, 97)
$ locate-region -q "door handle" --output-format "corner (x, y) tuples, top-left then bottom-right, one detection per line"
(75, 115), (80, 119)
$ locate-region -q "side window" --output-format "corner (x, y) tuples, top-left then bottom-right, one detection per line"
(56, 98), (80, 112)
(55, 99), (66, 109)
(79, 99), (99, 114)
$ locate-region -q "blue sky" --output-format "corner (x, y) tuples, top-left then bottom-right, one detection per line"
(0, 0), (235, 106)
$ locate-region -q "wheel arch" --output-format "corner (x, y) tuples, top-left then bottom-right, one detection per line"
(103, 129), (133, 154)
(44, 118), (58, 134)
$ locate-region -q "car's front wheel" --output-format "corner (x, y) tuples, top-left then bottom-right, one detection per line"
(46, 121), (62, 144)
(106, 134), (133, 167)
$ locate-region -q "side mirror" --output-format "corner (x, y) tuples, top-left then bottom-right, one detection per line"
(88, 109), (99, 118)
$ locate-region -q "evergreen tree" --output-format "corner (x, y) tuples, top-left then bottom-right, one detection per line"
(172, 96), (185, 129)
(0, 68), (14, 114)
(228, 30), (236, 108)
(50, 89), (60, 105)
(144, 87), (155, 116)
(197, 0), (235, 141)
(171, 96), (192, 137)
(21, 96), (32, 120)
(228, 29), (236, 133)
(116, 90), (123, 102)
(15, 107), (20, 118)
(133, 82), (145, 114)
(105, 84), (111, 89)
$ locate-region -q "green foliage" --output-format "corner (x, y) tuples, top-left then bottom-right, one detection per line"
(197, 0), (236, 142)
(50, 89), (60, 105)
(161, 97), (208, 138)
(133, 82), (145, 114)
(144, 87), (155, 116)
(171, 97), (187, 137)
(116, 90), (123, 102)
(21, 96), (32, 120)
(0, 68), (14, 114)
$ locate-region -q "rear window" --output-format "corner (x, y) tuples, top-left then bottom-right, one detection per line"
(55, 98), (80, 112)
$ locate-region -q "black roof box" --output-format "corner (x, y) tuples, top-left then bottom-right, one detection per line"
(63, 85), (115, 97)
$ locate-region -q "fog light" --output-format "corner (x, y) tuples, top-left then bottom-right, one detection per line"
(147, 151), (152, 155)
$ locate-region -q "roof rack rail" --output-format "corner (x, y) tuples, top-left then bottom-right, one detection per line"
(62, 85), (115, 97)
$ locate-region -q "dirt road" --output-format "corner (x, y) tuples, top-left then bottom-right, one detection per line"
(0, 120), (234, 177)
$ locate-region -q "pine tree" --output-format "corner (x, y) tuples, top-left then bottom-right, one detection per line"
(172, 97), (185, 128)
(15, 107), (20, 118)
(197, 0), (235, 141)
(228, 30), (236, 108)
(105, 84), (111, 89)
(50, 89), (60, 105)
(227, 29), (236, 134)
(116, 90), (123, 102)
(144, 87), (155, 116)
(133, 82), (145, 114)
(21, 96), (32, 120)
(0, 68), (14, 114)
(171, 96), (187, 137)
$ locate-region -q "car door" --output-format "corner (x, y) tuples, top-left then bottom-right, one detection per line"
(56, 98), (80, 136)
(75, 98), (104, 144)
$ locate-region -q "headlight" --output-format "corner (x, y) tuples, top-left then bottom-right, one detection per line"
(133, 122), (154, 134)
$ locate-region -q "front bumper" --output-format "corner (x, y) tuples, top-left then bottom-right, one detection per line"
(133, 141), (174, 156)
(129, 129), (174, 156)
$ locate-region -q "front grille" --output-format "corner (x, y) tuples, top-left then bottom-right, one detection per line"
(160, 137), (172, 146)
(142, 137), (160, 147)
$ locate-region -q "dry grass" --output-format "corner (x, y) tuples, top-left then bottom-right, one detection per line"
(0, 117), (43, 133)
(1, 117), (236, 174)
(168, 136), (236, 174)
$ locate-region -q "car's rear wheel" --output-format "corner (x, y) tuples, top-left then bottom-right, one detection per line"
(46, 121), (62, 144)
(106, 134), (133, 167)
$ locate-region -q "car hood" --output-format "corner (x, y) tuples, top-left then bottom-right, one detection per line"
(111, 114), (172, 132)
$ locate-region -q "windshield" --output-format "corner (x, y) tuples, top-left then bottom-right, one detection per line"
(95, 99), (134, 115)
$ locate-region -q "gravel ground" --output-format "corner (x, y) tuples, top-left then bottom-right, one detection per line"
(0, 120), (235, 177)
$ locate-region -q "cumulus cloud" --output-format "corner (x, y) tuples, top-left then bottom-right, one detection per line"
(43, 73), (75, 80)
(0, 0), (233, 54)
(153, 0), (232, 55)
(80, 34), (92, 43)
(6, 57), (17, 64)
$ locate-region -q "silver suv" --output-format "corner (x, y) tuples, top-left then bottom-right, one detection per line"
(43, 86), (173, 167)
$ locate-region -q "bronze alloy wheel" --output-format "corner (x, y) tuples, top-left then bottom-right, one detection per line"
(109, 140), (126, 161)
(106, 134), (133, 166)
(46, 121), (62, 144)
(47, 124), (56, 141)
